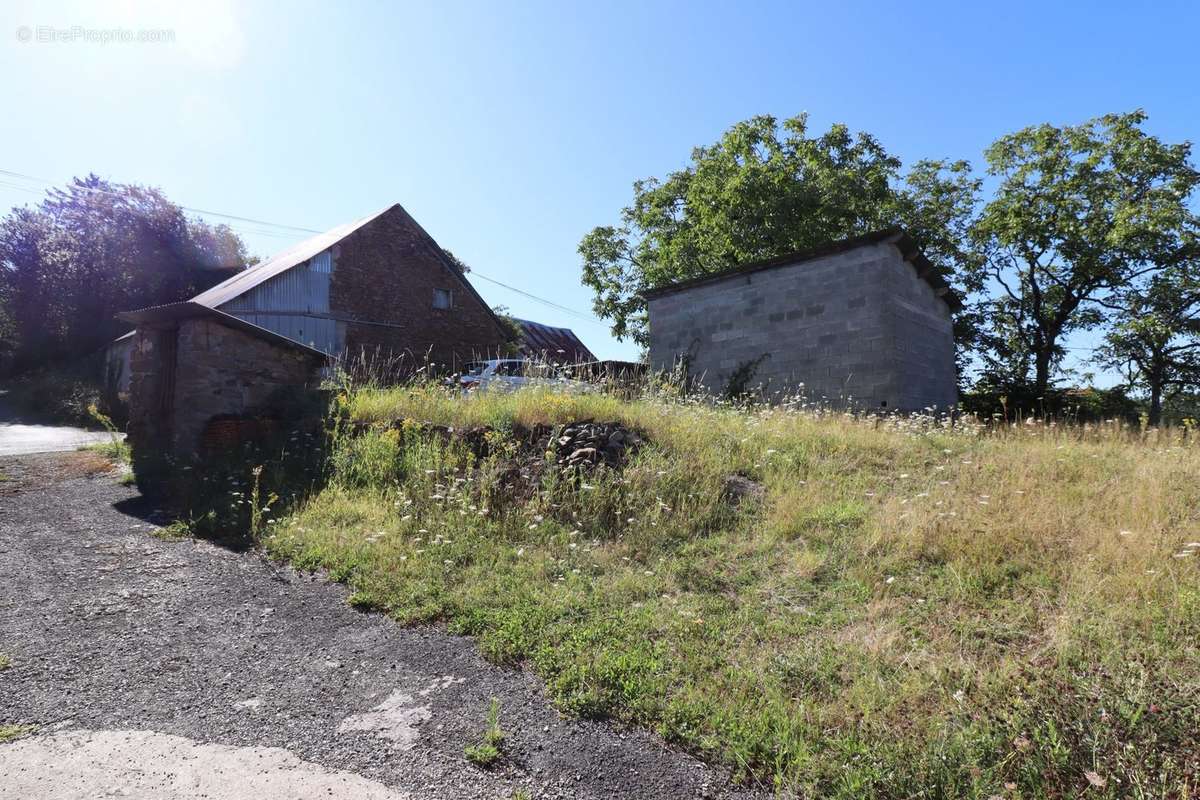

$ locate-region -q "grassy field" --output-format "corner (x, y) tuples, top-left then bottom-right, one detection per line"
(265, 386), (1199, 798)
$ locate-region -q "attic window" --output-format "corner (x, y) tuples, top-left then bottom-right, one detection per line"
(433, 288), (453, 310)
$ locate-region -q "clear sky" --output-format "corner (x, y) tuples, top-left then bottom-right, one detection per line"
(2, 0), (1196, 378)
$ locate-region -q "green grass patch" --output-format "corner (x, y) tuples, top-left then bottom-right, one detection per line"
(0, 724), (36, 743)
(150, 520), (193, 541)
(263, 386), (1200, 797)
(83, 438), (130, 463)
(464, 698), (506, 767)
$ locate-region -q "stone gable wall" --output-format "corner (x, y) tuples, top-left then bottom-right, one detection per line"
(330, 208), (511, 372)
(127, 326), (176, 472)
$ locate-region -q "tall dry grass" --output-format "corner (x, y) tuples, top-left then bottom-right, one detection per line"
(267, 385), (1199, 797)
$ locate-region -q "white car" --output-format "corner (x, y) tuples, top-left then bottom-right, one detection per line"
(451, 359), (591, 394)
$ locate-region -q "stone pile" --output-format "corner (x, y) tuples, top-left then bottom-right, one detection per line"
(553, 421), (643, 470)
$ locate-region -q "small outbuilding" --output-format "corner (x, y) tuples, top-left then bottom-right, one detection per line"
(644, 228), (959, 410)
(118, 303), (328, 469)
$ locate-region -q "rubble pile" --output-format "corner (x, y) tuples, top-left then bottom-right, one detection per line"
(364, 417), (646, 477)
(552, 421), (643, 470)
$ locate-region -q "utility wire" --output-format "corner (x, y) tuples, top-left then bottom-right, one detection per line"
(467, 272), (604, 324)
(0, 167), (607, 325)
(0, 168), (324, 234)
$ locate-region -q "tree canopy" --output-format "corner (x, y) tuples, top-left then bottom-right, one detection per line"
(578, 114), (980, 351)
(1096, 260), (1200, 424)
(969, 110), (1200, 398)
(0, 175), (251, 375)
(581, 110), (1200, 420)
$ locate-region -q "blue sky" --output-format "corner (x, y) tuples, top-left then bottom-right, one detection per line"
(2, 0), (1197, 379)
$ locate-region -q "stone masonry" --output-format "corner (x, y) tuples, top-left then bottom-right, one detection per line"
(170, 318), (325, 452)
(646, 236), (957, 410)
(126, 317), (325, 469)
(330, 206), (512, 370)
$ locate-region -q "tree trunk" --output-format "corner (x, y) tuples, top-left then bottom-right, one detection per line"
(1033, 349), (1053, 404)
(1148, 383), (1163, 427)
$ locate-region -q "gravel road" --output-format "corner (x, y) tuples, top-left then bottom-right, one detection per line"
(0, 452), (758, 799)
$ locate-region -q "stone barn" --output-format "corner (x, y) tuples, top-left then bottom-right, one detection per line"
(645, 228), (959, 410)
(117, 203), (514, 470)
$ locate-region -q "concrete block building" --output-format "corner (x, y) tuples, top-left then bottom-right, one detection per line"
(645, 228), (959, 410)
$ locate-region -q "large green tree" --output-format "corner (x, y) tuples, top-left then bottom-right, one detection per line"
(0, 175), (250, 375)
(579, 114), (982, 355)
(970, 111), (1200, 399)
(1096, 262), (1200, 425)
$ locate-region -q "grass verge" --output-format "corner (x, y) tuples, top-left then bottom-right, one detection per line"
(262, 385), (1200, 797)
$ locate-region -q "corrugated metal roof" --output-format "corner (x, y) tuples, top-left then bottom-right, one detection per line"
(116, 302), (330, 359)
(516, 319), (596, 364)
(189, 205), (394, 309)
(117, 202), (516, 350)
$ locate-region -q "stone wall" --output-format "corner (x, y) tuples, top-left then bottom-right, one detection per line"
(127, 326), (177, 475)
(170, 318), (324, 453)
(330, 207), (511, 371)
(646, 242), (957, 410)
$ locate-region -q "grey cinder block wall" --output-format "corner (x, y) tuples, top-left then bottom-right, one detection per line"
(645, 230), (958, 411)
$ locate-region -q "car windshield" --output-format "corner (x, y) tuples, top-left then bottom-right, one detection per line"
(462, 362), (487, 377)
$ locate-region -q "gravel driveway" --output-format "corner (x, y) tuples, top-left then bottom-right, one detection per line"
(0, 452), (756, 799)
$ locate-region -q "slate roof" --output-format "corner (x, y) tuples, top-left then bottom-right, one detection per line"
(641, 228), (961, 311)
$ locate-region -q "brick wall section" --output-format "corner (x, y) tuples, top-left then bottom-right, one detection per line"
(646, 242), (957, 410)
(170, 318), (324, 453)
(330, 207), (511, 371)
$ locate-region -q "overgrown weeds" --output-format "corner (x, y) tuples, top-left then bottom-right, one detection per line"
(464, 698), (506, 767)
(149, 520), (193, 541)
(252, 383), (1199, 796)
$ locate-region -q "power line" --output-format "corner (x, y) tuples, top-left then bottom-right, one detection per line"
(0, 168), (324, 234)
(0, 167), (608, 325)
(468, 272), (603, 324)
(0, 176), (316, 242)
